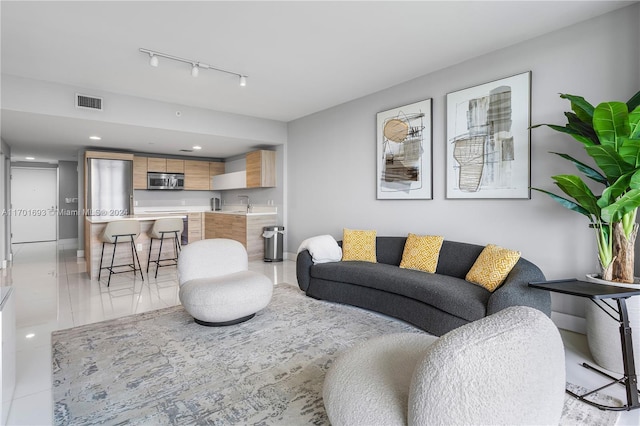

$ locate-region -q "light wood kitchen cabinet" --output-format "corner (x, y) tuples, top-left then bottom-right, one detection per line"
(85, 151), (134, 161)
(246, 150), (276, 188)
(205, 213), (245, 241)
(184, 160), (210, 190)
(133, 155), (148, 189)
(204, 213), (276, 260)
(209, 162), (225, 190)
(166, 159), (185, 173)
(187, 212), (203, 243)
(147, 157), (167, 172)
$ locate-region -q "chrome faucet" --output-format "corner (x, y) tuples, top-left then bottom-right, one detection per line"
(238, 195), (251, 213)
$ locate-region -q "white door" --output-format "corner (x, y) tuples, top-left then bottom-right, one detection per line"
(11, 168), (57, 243)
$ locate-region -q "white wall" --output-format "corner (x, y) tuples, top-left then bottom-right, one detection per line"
(287, 5), (640, 320)
(2, 76), (287, 145)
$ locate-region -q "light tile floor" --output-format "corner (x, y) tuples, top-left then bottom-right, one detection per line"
(2, 241), (639, 425)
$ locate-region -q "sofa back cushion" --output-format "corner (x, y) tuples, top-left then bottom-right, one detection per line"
(375, 237), (407, 266)
(436, 241), (486, 279)
(362, 237), (504, 280)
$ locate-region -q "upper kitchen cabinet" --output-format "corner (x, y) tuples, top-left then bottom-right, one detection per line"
(133, 155), (148, 189)
(246, 150), (276, 188)
(184, 160), (210, 190)
(209, 162), (225, 190)
(86, 151), (134, 161)
(147, 157), (166, 172)
(167, 159), (185, 173)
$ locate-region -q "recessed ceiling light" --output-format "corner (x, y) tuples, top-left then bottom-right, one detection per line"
(25, 333), (35, 339)
(89, 136), (102, 141)
(25, 156), (35, 160)
(193, 146), (202, 150)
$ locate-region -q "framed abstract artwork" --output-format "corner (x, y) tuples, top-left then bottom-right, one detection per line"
(376, 98), (432, 199)
(445, 71), (531, 199)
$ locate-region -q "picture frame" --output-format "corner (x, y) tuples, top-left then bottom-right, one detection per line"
(445, 71), (531, 199)
(376, 98), (432, 200)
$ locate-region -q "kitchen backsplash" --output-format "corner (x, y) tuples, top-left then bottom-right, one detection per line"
(134, 190), (219, 208)
(133, 190), (277, 211)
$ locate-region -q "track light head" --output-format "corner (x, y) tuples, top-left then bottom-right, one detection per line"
(140, 48), (246, 85)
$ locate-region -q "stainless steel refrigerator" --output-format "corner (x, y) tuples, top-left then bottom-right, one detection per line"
(86, 158), (133, 216)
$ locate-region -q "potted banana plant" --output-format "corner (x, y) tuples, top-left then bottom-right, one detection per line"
(534, 91), (640, 282)
(533, 90), (640, 373)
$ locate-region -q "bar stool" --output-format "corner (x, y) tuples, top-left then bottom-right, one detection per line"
(98, 220), (144, 286)
(147, 217), (184, 278)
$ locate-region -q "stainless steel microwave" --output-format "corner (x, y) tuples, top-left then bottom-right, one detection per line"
(147, 172), (185, 190)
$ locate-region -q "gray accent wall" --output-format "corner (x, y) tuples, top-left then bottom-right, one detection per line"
(0, 139), (9, 265)
(287, 4), (640, 319)
(58, 160), (78, 240)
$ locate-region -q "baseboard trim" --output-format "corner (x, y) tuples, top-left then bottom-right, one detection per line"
(58, 238), (78, 247)
(551, 311), (586, 335)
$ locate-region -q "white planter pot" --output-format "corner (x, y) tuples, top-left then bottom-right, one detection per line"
(584, 273), (640, 374)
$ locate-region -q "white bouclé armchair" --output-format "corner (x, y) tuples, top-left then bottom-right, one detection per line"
(323, 306), (566, 425)
(177, 239), (273, 326)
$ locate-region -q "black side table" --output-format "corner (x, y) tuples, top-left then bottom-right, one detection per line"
(529, 279), (640, 411)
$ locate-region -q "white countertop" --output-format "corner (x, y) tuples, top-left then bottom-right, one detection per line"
(134, 205), (277, 216)
(85, 214), (188, 224)
(204, 210), (277, 216)
(133, 206), (211, 213)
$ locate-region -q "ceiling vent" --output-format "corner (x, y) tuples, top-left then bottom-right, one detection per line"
(75, 93), (103, 111)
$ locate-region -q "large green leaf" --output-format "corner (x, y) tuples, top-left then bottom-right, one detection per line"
(627, 90), (640, 112)
(629, 169), (640, 189)
(565, 112), (599, 144)
(598, 173), (632, 208)
(601, 189), (640, 223)
(560, 93), (594, 123)
(552, 175), (600, 216)
(531, 187), (593, 219)
(543, 124), (596, 147)
(629, 106), (640, 139)
(593, 102), (631, 148)
(618, 137), (640, 167)
(586, 144), (634, 182)
(551, 152), (607, 185)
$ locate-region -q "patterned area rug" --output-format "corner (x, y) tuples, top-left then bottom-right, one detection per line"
(562, 383), (621, 426)
(52, 284), (621, 425)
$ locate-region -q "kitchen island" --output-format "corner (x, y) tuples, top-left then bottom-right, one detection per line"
(84, 214), (187, 280)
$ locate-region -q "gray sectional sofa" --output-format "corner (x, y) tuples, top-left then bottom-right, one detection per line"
(296, 236), (550, 336)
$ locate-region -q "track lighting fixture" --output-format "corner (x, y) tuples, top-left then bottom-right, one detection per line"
(140, 48), (247, 86)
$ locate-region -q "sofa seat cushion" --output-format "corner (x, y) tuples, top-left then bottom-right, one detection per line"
(311, 262), (489, 322)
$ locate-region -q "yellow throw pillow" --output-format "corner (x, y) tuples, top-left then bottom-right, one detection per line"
(466, 244), (521, 292)
(342, 229), (377, 262)
(399, 233), (444, 273)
